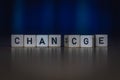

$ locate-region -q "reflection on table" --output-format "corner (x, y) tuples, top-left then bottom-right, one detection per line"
(11, 47), (108, 79)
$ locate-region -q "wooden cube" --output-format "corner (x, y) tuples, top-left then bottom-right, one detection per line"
(95, 34), (108, 47)
(11, 35), (23, 47)
(49, 35), (61, 47)
(80, 35), (94, 47)
(37, 35), (48, 47)
(24, 35), (36, 47)
(64, 35), (80, 47)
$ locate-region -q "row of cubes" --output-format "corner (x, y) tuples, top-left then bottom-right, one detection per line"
(11, 35), (108, 47)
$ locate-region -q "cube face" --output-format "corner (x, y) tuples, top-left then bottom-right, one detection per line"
(64, 35), (80, 47)
(80, 35), (94, 47)
(69, 35), (80, 47)
(11, 35), (23, 47)
(24, 35), (36, 47)
(95, 35), (108, 47)
(49, 35), (61, 47)
(37, 35), (48, 47)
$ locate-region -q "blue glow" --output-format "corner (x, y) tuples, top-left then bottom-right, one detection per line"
(59, 0), (75, 34)
(23, 1), (54, 34)
(12, 0), (25, 34)
(76, 1), (98, 34)
(12, 0), (112, 34)
(75, 0), (111, 34)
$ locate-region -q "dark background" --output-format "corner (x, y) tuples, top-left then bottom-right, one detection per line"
(0, 0), (119, 46)
(0, 0), (118, 35)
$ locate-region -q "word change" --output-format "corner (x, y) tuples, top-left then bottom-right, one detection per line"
(11, 35), (108, 47)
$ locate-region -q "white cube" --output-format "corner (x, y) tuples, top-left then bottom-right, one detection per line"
(80, 35), (94, 47)
(95, 35), (108, 47)
(64, 35), (80, 47)
(37, 35), (48, 47)
(24, 35), (36, 47)
(49, 35), (61, 47)
(11, 35), (23, 47)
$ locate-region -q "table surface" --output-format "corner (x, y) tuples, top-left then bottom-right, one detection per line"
(0, 38), (120, 80)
